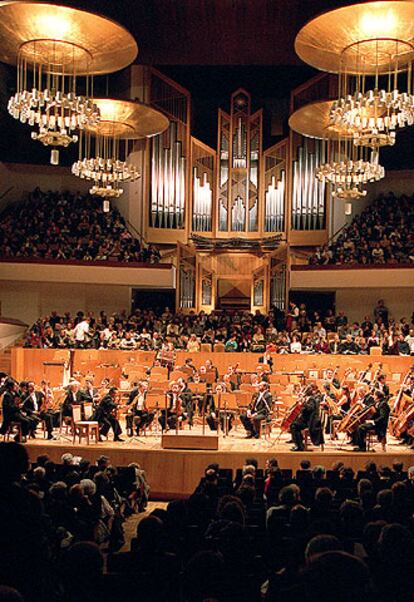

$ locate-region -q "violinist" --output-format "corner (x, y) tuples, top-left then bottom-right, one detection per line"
(23, 381), (57, 440)
(324, 368), (340, 390)
(240, 381), (272, 439)
(159, 382), (184, 431)
(290, 384), (324, 451)
(82, 377), (99, 410)
(0, 379), (32, 442)
(353, 390), (390, 452)
(126, 381), (154, 436)
(92, 386), (124, 442)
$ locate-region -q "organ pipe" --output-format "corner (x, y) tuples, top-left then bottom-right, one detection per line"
(150, 121), (186, 228)
(193, 169), (212, 232)
(265, 169), (285, 232)
(291, 138), (326, 230)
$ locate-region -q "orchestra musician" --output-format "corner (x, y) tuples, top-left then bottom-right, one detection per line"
(324, 368), (340, 390)
(353, 390), (390, 452)
(376, 374), (390, 400)
(0, 379), (33, 442)
(240, 381), (272, 439)
(23, 381), (58, 440)
(177, 377), (194, 424)
(159, 382), (184, 431)
(204, 359), (219, 381)
(290, 384), (324, 451)
(61, 379), (87, 419)
(82, 377), (99, 409)
(92, 386), (124, 442)
(126, 381), (154, 436)
(206, 383), (234, 433)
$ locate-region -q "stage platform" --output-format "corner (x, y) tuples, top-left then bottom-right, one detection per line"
(24, 427), (414, 499)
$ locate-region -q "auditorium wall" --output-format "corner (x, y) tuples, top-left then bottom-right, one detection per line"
(0, 162), (90, 213)
(328, 169), (414, 238)
(335, 288), (414, 324)
(0, 281), (131, 325)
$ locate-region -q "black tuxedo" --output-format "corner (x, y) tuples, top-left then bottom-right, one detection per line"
(356, 399), (390, 450)
(92, 394), (122, 439)
(240, 390), (272, 438)
(0, 391), (32, 437)
(126, 389), (154, 435)
(159, 391), (184, 430)
(291, 395), (323, 450)
(23, 391), (56, 437)
(62, 390), (87, 417)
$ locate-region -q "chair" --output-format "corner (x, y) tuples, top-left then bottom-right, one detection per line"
(200, 343), (212, 352)
(151, 366), (169, 378)
(214, 343), (225, 353)
(370, 346), (383, 356)
(366, 431), (386, 452)
(72, 405), (99, 445)
(240, 383), (255, 393)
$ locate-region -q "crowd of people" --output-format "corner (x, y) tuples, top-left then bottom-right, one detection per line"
(0, 188), (160, 263)
(308, 193), (414, 266)
(23, 300), (414, 356)
(1, 443), (414, 602)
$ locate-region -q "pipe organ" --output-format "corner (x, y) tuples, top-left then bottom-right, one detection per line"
(217, 90), (262, 234)
(291, 136), (326, 231)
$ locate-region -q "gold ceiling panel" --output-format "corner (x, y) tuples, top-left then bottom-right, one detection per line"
(0, 1), (138, 74)
(87, 99), (170, 139)
(295, 1), (414, 74)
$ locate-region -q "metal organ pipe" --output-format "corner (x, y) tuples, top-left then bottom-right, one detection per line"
(150, 121), (186, 228)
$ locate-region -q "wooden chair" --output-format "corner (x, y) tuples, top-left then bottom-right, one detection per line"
(72, 405), (99, 445)
(240, 383), (255, 393)
(151, 366), (169, 378)
(213, 343), (225, 353)
(370, 346), (383, 356)
(366, 431), (386, 452)
(200, 343), (212, 352)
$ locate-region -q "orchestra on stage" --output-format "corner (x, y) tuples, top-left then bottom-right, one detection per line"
(1, 357), (413, 452)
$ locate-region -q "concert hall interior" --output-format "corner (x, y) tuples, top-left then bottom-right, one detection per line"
(1, 2), (414, 602)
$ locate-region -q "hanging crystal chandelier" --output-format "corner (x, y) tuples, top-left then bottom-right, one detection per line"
(295, 1), (414, 149)
(289, 100), (385, 200)
(72, 99), (169, 198)
(316, 146), (385, 199)
(0, 2), (138, 163)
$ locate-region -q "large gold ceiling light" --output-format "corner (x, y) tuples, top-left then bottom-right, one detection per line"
(0, 2), (138, 163)
(295, 1), (414, 149)
(72, 99), (169, 198)
(289, 100), (385, 200)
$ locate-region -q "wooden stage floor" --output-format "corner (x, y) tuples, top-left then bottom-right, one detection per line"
(24, 425), (414, 499)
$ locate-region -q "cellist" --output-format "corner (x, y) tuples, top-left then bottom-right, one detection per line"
(353, 390), (390, 452)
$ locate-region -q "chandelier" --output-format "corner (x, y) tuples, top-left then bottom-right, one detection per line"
(295, 1), (414, 148)
(289, 100), (385, 200)
(72, 99), (169, 199)
(0, 2), (138, 164)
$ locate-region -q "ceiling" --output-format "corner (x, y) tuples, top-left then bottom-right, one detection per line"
(63, 0), (359, 66)
(0, 0), (412, 169)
